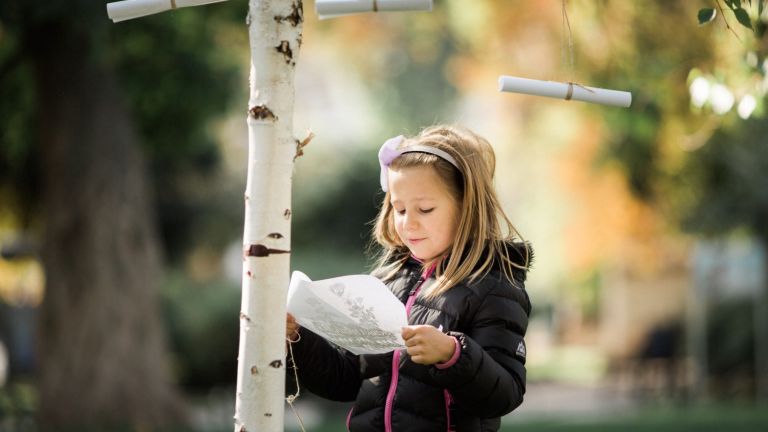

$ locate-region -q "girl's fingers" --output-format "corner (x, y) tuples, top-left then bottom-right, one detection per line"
(286, 313), (301, 341)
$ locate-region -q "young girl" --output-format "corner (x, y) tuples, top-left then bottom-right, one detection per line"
(286, 125), (532, 431)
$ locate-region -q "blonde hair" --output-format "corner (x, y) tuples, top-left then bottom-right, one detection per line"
(372, 125), (528, 297)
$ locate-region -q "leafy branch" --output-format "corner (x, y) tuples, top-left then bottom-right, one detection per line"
(699, 0), (767, 38)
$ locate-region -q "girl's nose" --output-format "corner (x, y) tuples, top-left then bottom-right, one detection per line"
(404, 214), (419, 230)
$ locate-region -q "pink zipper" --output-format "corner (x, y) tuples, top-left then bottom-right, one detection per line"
(444, 389), (453, 432)
(384, 264), (436, 432)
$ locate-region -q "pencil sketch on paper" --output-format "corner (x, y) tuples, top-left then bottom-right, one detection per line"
(287, 271), (407, 354)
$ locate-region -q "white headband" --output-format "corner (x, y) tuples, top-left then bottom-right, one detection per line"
(378, 135), (460, 192)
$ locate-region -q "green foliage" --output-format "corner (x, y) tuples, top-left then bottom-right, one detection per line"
(108, 7), (241, 172)
(699, 0), (768, 35)
(600, 103), (662, 200)
(0, 56), (37, 219)
(108, 4), (244, 260)
(681, 118), (768, 240)
(706, 298), (755, 379)
(584, 2), (767, 247)
(292, 148), (382, 277)
(357, 10), (460, 132)
(0, 380), (36, 431)
(698, 8), (717, 25)
(160, 272), (240, 391)
(0, 1), (244, 261)
(734, 7), (753, 30)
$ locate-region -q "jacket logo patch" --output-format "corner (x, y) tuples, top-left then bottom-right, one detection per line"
(516, 341), (526, 359)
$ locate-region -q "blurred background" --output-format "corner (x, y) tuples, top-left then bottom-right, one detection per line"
(1, 0), (768, 430)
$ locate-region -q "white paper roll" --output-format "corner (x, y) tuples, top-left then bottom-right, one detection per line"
(378, 0), (433, 12)
(107, 0), (228, 23)
(498, 75), (632, 108)
(316, 0), (433, 20)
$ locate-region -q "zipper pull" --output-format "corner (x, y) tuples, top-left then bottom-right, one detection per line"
(409, 275), (426, 296)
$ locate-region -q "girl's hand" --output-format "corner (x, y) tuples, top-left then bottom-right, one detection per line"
(402, 325), (455, 365)
(286, 313), (300, 342)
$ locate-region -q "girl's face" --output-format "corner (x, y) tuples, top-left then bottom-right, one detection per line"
(388, 165), (460, 263)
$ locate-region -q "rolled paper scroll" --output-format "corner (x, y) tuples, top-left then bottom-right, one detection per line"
(107, 0), (228, 23)
(316, 0), (433, 20)
(498, 75), (632, 108)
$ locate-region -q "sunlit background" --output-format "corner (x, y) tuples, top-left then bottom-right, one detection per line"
(1, 0), (768, 430)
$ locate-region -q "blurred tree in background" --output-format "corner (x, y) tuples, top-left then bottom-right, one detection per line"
(0, 0), (242, 428)
(578, 0), (768, 396)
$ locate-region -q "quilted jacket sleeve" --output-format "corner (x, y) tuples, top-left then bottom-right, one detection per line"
(428, 282), (531, 418)
(286, 328), (363, 402)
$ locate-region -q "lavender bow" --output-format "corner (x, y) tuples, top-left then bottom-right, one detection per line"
(378, 135), (405, 192)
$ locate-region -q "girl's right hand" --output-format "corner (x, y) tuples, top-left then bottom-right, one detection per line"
(286, 313), (300, 342)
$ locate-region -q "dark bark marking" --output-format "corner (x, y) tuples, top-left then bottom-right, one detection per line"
(246, 271), (252, 277)
(240, 313), (252, 322)
(267, 233), (284, 239)
(264, 413), (272, 417)
(246, 244), (290, 257)
(250, 366), (258, 375)
(249, 105), (277, 121)
(284, 209), (292, 219)
(293, 132), (314, 161)
(269, 360), (283, 368)
(274, 1), (304, 27)
(275, 40), (294, 65)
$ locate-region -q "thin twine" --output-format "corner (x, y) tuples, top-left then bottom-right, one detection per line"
(170, 0), (177, 9)
(559, 0), (595, 101)
(561, 0), (575, 82)
(286, 333), (307, 432)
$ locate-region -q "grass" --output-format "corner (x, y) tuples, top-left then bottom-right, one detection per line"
(500, 407), (768, 432)
(287, 403), (768, 432)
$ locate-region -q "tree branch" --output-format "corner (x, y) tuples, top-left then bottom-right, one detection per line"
(716, 0), (745, 43)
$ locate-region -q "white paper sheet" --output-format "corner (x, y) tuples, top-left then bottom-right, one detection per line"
(316, 0), (433, 20)
(107, 0), (228, 23)
(287, 271), (407, 354)
(498, 75), (632, 108)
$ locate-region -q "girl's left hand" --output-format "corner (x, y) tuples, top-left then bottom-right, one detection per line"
(401, 325), (455, 365)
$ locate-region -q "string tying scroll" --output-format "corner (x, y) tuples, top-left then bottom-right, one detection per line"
(499, 76), (630, 107)
(497, 0), (631, 107)
(286, 334), (307, 432)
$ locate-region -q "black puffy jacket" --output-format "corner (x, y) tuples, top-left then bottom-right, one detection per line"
(288, 243), (532, 431)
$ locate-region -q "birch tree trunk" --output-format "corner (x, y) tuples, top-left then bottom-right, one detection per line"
(234, 1), (303, 430)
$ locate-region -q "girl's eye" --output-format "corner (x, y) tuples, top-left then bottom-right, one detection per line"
(420, 208), (434, 214)
(395, 209), (406, 215)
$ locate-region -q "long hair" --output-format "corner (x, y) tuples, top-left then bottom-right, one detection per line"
(372, 125), (528, 297)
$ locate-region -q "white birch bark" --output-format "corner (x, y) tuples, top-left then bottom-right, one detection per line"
(234, 1), (303, 430)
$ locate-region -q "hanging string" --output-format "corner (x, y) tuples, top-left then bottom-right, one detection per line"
(286, 334), (307, 432)
(561, 0), (575, 81)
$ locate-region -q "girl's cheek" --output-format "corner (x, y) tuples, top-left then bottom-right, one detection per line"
(394, 216), (404, 232)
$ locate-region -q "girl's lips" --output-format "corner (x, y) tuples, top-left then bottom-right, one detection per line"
(409, 238), (425, 244)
